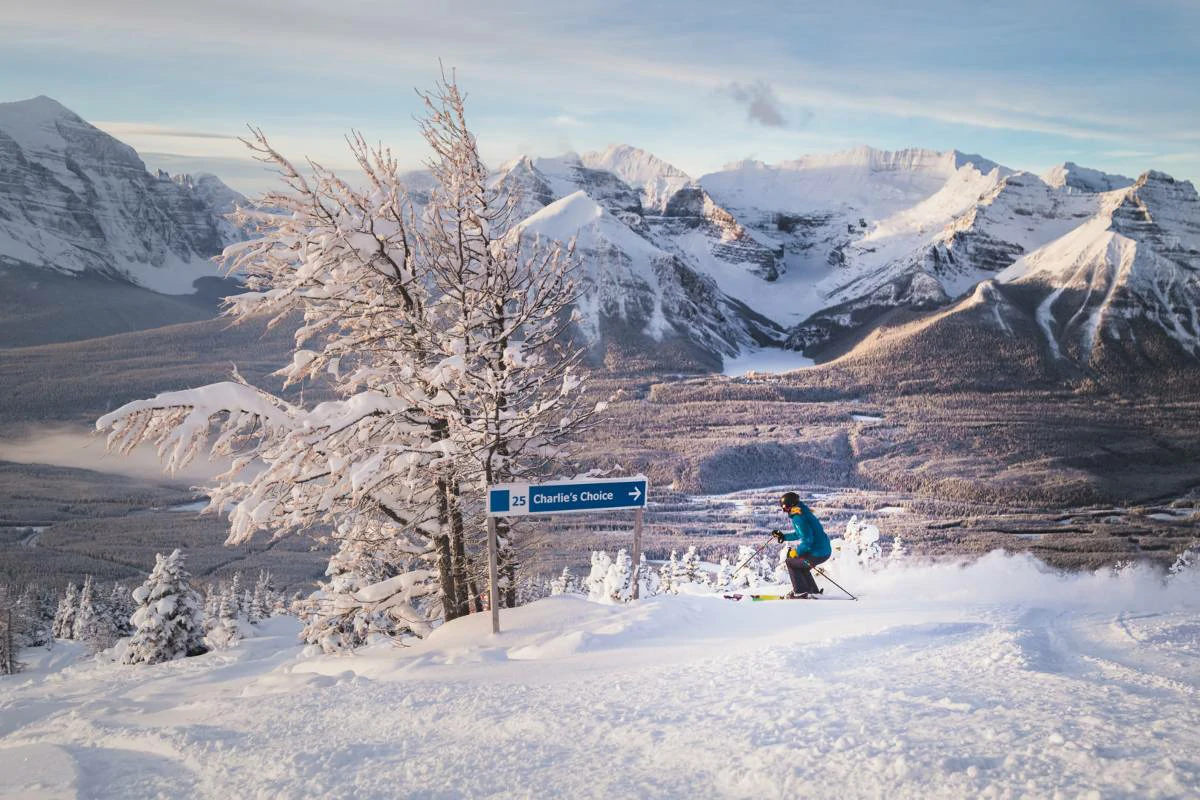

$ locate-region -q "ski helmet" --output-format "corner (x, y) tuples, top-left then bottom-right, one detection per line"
(780, 491), (801, 511)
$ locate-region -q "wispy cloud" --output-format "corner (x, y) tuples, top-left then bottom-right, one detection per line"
(94, 122), (236, 140)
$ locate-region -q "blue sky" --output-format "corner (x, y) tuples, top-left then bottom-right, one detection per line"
(3, 0), (1197, 193)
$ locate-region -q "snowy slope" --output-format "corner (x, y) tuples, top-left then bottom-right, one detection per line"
(0, 97), (247, 294)
(3, 553), (1197, 799)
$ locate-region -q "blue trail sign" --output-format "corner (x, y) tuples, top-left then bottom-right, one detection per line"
(487, 475), (648, 517)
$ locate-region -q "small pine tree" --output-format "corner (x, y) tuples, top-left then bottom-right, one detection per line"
(72, 575), (116, 653)
(124, 550), (207, 665)
(604, 550), (633, 603)
(204, 590), (242, 651)
(889, 536), (908, 564)
(107, 584), (135, 637)
(230, 573), (244, 617)
(660, 551), (679, 595)
(637, 556), (661, 598)
(72, 575), (97, 641)
(252, 571), (275, 620)
(715, 557), (732, 590)
(681, 546), (702, 584)
(53, 583), (79, 640)
(549, 567), (577, 595)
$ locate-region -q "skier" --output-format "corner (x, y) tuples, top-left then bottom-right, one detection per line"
(772, 491), (832, 598)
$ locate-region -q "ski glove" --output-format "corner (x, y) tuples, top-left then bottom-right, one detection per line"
(771, 530), (786, 543)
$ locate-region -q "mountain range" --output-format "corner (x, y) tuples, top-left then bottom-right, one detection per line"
(2, 96), (1198, 390)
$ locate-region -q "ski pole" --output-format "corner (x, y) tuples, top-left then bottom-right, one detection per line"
(729, 536), (775, 580)
(813, 565), (858, 601)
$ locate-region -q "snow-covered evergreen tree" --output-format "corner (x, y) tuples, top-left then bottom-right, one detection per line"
(586, 551), (613, 602)
(204, 590), (242, 651)
(124, 550), (207, 665)
(242, 589), (258, 624)
(72, 575), (115, 653)
(889, 536), (908, 564)
(549, 567), (578, 596)
(108, 584), (135, 637)
(72, 575), (97, 641)
(297, 532), (440, 653)
(637, 556), (661, 599)
(601, 550), (633, 603)
(229, 573), (244, 618)
(841, 516), (883, 568)
(95, 74), (600, 644)
(681, 546), (703, 585)
(252, 571), (275, 620)
(660, 551), (680, 594)
(714, 557), (732, 590)
(52, 583), (78, 640)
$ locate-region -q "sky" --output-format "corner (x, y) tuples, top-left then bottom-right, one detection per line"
(2, 0), (1197, 193)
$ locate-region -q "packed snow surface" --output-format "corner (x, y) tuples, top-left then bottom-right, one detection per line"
(2, 553), (1198, 799)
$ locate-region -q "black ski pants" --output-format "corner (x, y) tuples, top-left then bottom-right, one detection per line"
(785, 554), (828, 594)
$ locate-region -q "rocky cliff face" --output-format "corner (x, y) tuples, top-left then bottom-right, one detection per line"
(996, 171), (1200, 365)
(0, 96), (247, 294)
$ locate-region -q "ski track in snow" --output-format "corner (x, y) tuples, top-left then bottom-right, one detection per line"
(2, 556), (1199, 800)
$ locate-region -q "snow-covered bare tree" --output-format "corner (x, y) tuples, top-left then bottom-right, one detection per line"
(96, 72), (600, 650)
(124, 550), (207, 665)
(413, 78), (602, 608)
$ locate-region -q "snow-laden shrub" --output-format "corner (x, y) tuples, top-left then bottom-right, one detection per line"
(124, 549), (207, 665)
(297, 534), (439, 653)
(724, 545), (773, 590)
(889, 536), (908, 564)
(1168, 542), (1198, 577)
(839, 515), (882, 568)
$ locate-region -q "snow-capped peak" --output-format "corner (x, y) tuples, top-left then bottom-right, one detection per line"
(1040, 161), (1134, 194)
(516, 190), (660, 260)
(580, 144), (696, 215)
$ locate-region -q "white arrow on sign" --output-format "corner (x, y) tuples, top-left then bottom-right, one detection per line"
(629, 486), (642, 501)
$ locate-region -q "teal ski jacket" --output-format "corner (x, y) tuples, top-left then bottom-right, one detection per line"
(782, 502), (832, 559)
